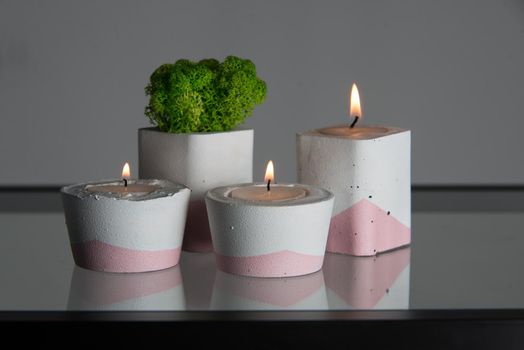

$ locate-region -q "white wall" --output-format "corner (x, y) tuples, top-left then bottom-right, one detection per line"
(1, 0), (524, 185)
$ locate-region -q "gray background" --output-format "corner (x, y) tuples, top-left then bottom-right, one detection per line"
(1, 0), (523, 185)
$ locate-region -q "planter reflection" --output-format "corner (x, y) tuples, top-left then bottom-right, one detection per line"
(67, 265), (185, 311)
(211, 270), (327, 310)
(324, 247), (410, 309)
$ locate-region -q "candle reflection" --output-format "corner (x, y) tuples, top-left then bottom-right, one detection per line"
(323, 247), (410, 309)
(211, 270), (327, 310)
(67, 265), (185, 311)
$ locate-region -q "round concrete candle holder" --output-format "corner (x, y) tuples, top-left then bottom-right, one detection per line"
(206, 183), (334, 278)
(139, 127), (253, 253)
(67, 265), (186, 311)
(61, 179), (190, 273)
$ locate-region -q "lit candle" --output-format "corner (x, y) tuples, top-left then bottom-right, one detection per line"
(229, 161), (306, 202)
(86, 162), (159, 195)
(205, 161), (334, 278)
(318, 83), (402, 139)
(297, 83), (411, 257)
(61, 163), (190, 273)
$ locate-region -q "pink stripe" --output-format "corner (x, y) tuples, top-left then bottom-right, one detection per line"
(328, 199), (411, 256)
(72, 266), (183, 305)
(215, 250), (324, 278)
(71, 240), (182, 273)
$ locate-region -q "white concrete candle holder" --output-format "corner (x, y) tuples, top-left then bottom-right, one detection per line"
(206, 183), (334, 278)
(324, 247), (410, 309)
(67, 265), (186, 311)
(297, 125), (411, 256)
(139, 127), (253, 253)
(61, 179), (190, 273)
(211, 270), (328, 310)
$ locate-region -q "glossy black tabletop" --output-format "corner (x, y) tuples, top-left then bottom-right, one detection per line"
(1, 187), (524, 347)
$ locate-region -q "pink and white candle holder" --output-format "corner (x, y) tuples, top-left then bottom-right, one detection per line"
(205, 183), (334, 278)
(297, 126), (411, 256)
(61, 179), (190, 273)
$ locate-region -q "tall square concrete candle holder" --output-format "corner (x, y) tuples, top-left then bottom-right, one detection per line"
(297, 84), (411, 256)
(61, 175), (190, 273)
(139, 128), (253, 252)
(206, 161), (334, 278)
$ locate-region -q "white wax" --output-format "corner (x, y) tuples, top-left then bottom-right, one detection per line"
(318, 125), (393, 140)
(229, 184), (307, 202)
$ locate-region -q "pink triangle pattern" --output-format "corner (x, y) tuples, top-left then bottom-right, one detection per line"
(71, 240), (181, 273)
(323, 248), (410, 308)
(327, 199), (411, 256)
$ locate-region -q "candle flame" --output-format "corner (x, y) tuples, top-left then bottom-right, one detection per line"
(264, 160), (274, 183)
(122, 162), (131, 179)
(349, 83), (362, 119)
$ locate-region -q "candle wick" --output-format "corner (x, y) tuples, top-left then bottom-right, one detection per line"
(350, 116), (359, 128)
(123, 178), (128, 188)
(267, 179), (271, 192)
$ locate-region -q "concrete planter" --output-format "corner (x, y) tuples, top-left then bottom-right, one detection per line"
(139, 127), (254, 252)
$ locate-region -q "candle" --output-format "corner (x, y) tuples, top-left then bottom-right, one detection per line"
(61, 163), (190, 273)
(317, 84), (406, 139)
(205, 161), (334, 278)
(229, 161), (307, 202)
(86, 162), (159, 195)
(297, 83), (411, 256)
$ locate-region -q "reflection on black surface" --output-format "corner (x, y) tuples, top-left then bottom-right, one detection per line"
(323, 247), (410, 309)
(180, 252), (217, 310)
(211, 270), (327, 310)
(67, 265), (185, 311)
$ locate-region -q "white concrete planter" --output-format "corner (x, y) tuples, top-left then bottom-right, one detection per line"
(206, 184), (334, 278)
(61, 180), (190, 273)
(139, 127), (253, 252)
(67, 266), (185, 311)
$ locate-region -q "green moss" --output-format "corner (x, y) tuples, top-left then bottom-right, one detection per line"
(145, 56), (267, 133)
